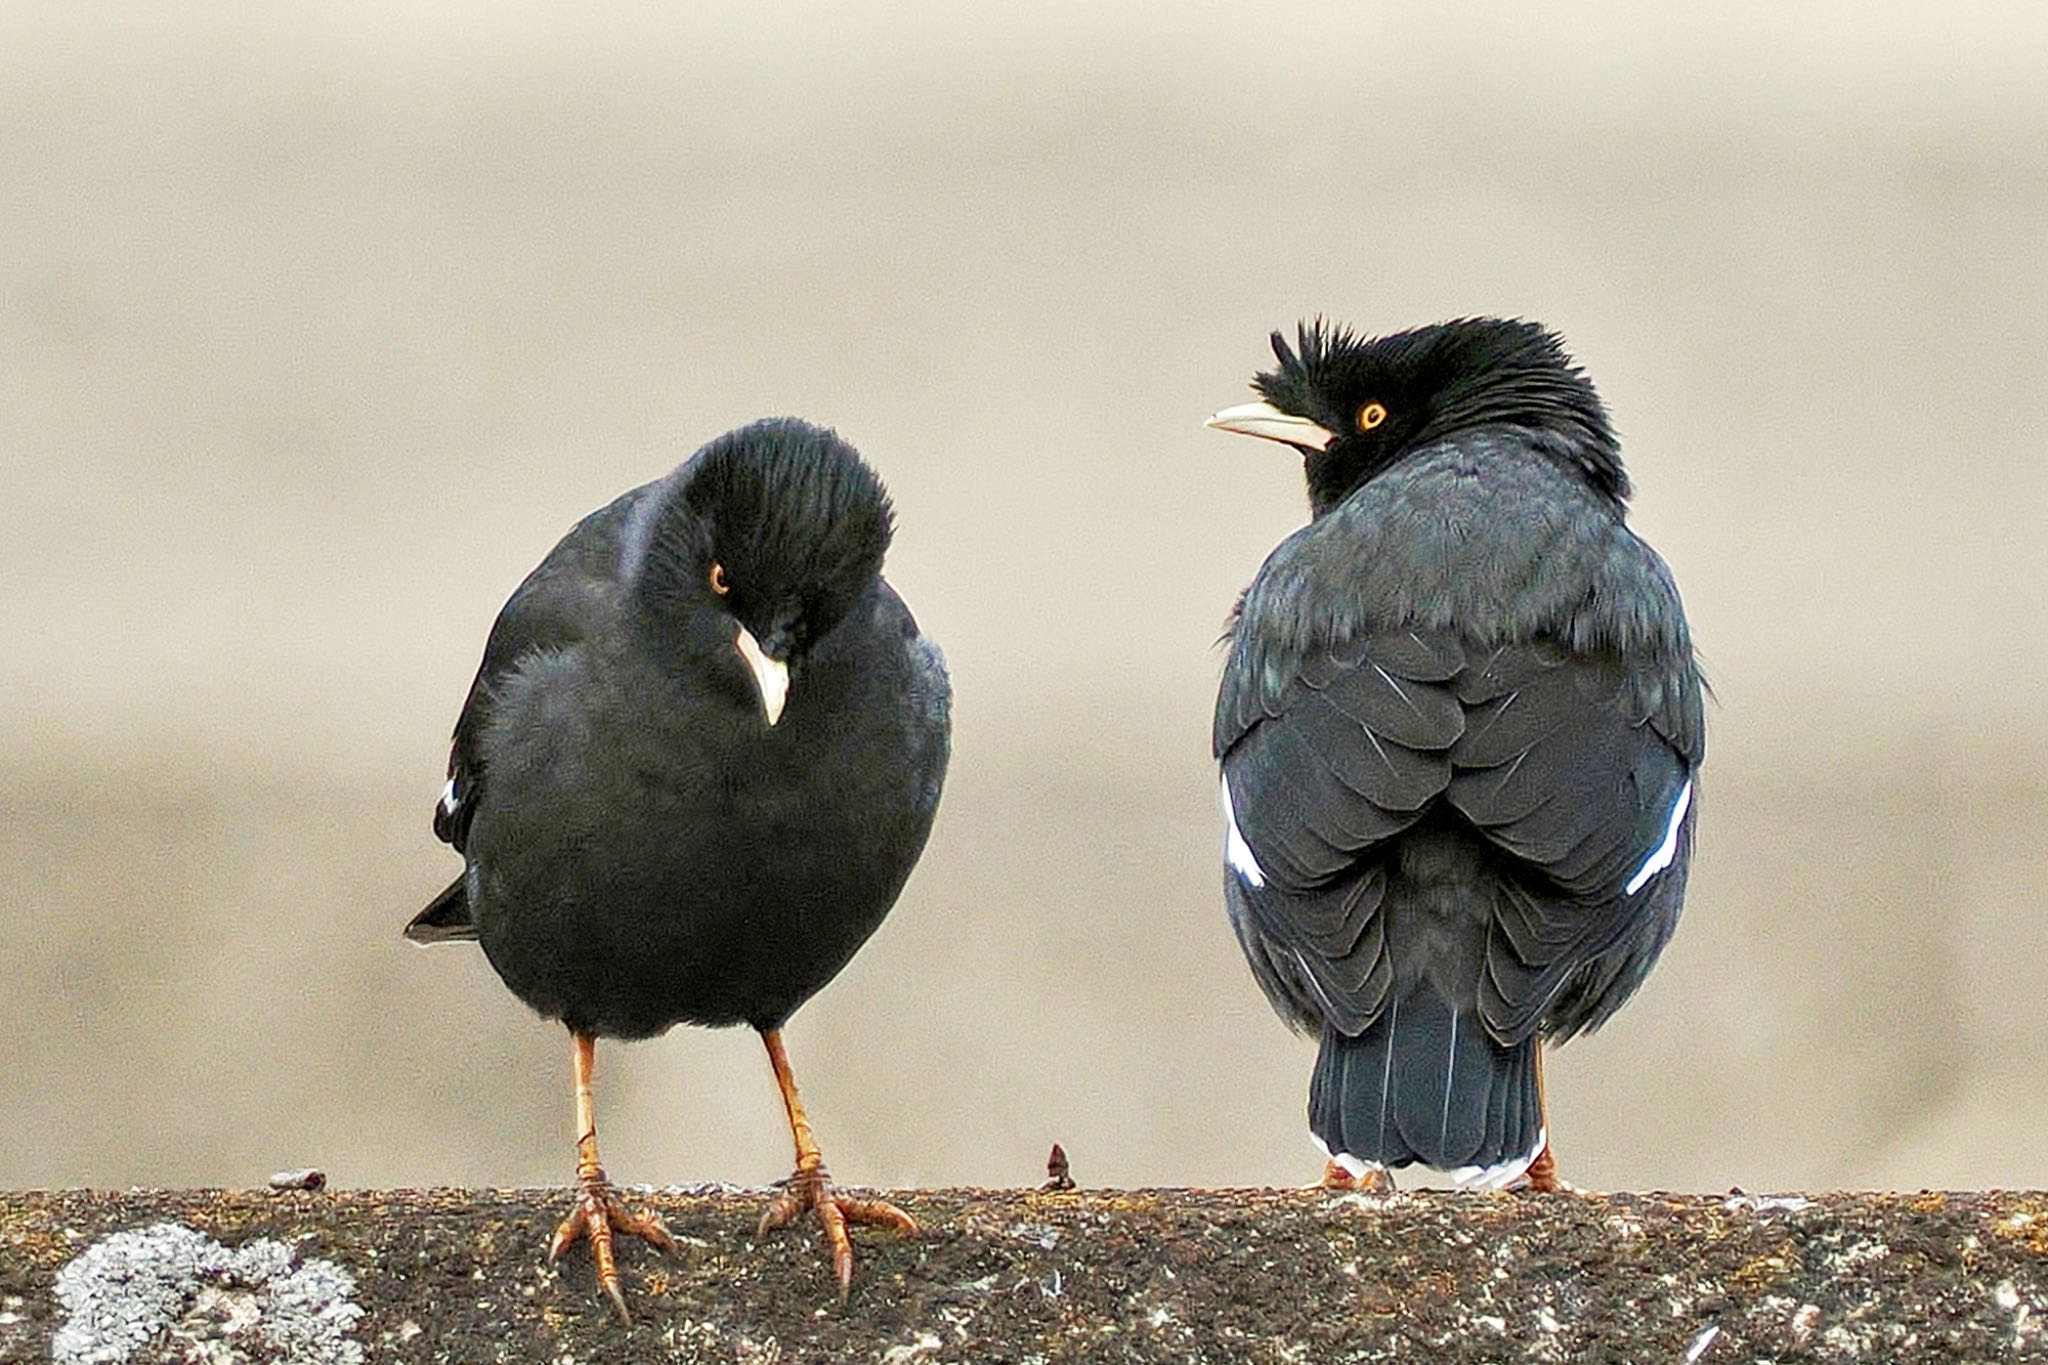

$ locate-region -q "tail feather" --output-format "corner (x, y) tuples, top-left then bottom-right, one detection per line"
(1310, 988), (1541, 1186)
(405, 876), (478, 944)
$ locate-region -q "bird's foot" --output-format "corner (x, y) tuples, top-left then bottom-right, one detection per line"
(1514, 1142), (1578, 1194)
(1318, 1158), (1395, 1192)
(547, 1175), (676, 1323)
(757, 1162), (916, 1298)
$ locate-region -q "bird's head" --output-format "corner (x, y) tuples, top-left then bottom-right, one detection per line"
(1208, 317), (1625, 517)
(633, 417), (893, 726)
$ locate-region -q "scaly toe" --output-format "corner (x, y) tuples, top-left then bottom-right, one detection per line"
(756, 1190), (805, 1237)
(755, 1167), (914, 1297)
(548, 1194), (595, 1266)
(835, 1195), (917, 1235)
(548, 1183), (672, 1324)
(610, 1201), (677, 1253)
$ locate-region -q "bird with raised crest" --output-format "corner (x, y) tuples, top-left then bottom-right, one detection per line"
(1208, 318), (1703, 1192)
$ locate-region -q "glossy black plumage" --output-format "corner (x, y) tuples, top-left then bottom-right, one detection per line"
(413, 418), (949, 1037)
(1211, 319), (1702, 1187)
(407, 417), (948, 1309)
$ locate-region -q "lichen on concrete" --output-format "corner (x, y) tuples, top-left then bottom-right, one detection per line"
(49, 1220), (364, 1364)
(3, 1188), (2046, 1362)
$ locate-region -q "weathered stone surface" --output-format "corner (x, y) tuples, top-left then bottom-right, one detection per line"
(3, 1187), (2045, 1362)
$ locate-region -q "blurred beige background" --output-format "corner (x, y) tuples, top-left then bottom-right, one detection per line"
(4, 2), (2046, 1197)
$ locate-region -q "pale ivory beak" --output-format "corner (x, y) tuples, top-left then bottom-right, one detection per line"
(1205, 400), (1337, 452)
(734, 624), (790, 726)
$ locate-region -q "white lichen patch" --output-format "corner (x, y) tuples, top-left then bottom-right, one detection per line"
(1721, 1194), (1814, 1216)
(1820, 1316), (1911, 1358)
(51, 1221), (364, 1365)
(1824, 1238), (1890, 1274)
(1994, 1278), (2042, 1351)
(1330, 1189), (1405, 1211)
(878, 1330), (943, 1363)
(1009, 1222), (1060, 1250)
(1603, 1213), (1644, 1242)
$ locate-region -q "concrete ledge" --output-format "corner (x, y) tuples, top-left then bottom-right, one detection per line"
(3, 1187), (2045, 1362)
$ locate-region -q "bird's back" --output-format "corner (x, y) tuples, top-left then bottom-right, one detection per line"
(1208, 316), (1702, 1186)
(1220, 437), (1678, 730)
(1216, 437), (1700, 1179)
(1220, 440), (1698, 1004)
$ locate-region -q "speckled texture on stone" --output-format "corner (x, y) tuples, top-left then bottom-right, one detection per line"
(47, 1219), (364, 1364)
(1, 1188), (2044, 1362)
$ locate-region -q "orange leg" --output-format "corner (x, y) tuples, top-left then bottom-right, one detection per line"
(546, 1032), (675, 1322)
(754, 1028), (916, 1298)
(1520, 1044), (1571, 1193)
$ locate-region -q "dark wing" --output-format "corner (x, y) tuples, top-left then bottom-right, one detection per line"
(1448, 640), (1702, 1041)
(1218, 628), (1467, 1034)
(1219, 626), (1703, 1044)
(404, 874), (477, 943)
(431, 486), (649, 854)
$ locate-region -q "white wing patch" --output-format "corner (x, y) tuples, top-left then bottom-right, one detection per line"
(1449, 1125), (1547, 1191)
(1220, 775), (1268, 889)
(1625, 778), (1693, 896)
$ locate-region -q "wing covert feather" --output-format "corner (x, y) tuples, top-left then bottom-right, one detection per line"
(1220, 621), (1701, 1042)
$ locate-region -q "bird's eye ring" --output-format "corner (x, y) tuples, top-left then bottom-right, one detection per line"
(709, 562), (730, 595)
(1357, 401), (1389, 432)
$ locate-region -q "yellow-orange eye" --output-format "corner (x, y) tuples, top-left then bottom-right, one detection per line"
(1357, 401), (1388, 432)
(709, 562), (730, 595)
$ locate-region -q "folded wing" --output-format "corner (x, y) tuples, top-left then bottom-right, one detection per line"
(433, 487), (647, 854)
(1218, 626), (1702, 1042)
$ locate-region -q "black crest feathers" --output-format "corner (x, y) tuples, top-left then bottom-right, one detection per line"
(635, 418), (894, 653)
(1256, 317), (1627, 509)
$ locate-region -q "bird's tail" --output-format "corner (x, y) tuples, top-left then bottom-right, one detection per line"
(1309, 989), (1543, 1188)
(404, 876), (478, 944)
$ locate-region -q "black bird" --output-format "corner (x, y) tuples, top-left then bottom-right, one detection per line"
(407, 417), (951, 1316)
(1207, 319), (1702, 1191)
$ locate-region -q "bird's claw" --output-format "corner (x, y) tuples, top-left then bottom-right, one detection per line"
(548, 1180), (675, 1323)
(1514, 1142), (1576, 1194)
(756, 1164), (916, 1298)
(1318, 1158), (1394, 1192)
